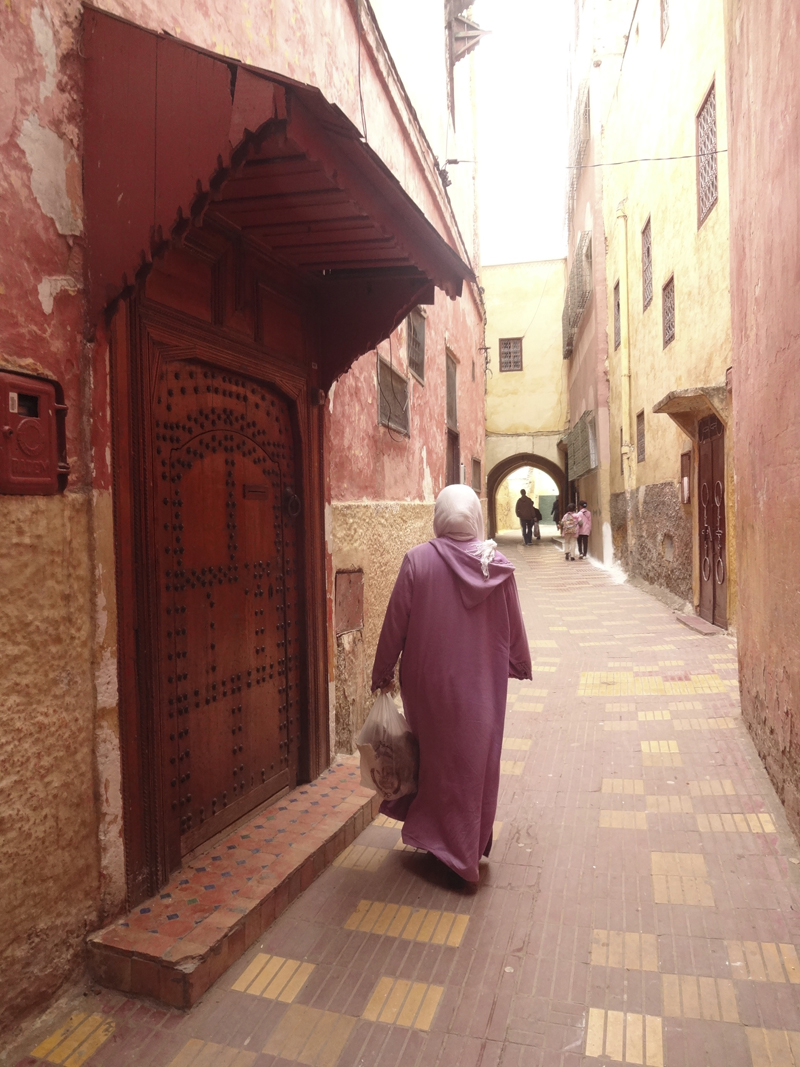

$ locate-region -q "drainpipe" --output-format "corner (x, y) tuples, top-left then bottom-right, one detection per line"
(616, 200), (633, 492)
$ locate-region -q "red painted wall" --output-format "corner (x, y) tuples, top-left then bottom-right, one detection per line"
(725, 0), (800, 828)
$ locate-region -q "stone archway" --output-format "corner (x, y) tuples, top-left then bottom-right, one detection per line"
(486, 453), (567, 537)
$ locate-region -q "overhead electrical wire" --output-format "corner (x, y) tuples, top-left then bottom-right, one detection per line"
(568, 148), (727, 170)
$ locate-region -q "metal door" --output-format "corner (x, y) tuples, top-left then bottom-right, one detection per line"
(153, 357), (302, 855)
(698, 414), (727, 628)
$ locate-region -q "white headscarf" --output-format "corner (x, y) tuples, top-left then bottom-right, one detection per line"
(433, 484), (498, 577)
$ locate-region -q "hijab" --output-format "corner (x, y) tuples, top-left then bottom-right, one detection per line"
(433, 484), (498, 577)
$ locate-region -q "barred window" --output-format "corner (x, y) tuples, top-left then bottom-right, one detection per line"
(499, 337), (523, 372)
(407, 309), (426, 382)
(378, 358), (409, 435)
(697, 83), (718, 225)
(662, 275), (675, 347)
(642, 219), (653, 310)
(446, 352), (458, 431)
(661, 0), (669, 44)
(471, 457), (481, 494)
(636, 410), (645, 463)
(613, 280), (621, 350)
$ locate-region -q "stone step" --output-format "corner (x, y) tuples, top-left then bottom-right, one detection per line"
(87, 757), (378, 1009)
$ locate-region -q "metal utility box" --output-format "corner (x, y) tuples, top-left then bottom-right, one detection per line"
(0, 371), (68, 495)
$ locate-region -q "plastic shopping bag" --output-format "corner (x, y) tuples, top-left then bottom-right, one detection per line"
(357, 693), (419, 801)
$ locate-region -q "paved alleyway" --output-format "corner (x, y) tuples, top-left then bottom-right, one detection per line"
(12, 540), (800, 1067)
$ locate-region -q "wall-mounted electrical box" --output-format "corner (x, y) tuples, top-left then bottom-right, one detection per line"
(0, 371), (69, 495)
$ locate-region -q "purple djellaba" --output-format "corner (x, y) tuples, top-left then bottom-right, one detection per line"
(371, 484), (532, 882)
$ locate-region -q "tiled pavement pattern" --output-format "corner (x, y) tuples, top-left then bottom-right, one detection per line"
(13, 539), (800, 1067)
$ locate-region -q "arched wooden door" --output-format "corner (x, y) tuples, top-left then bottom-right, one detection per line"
(151, 355), (303, 855)
(698, 414), (727, 628)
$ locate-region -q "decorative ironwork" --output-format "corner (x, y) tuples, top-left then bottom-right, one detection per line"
(642, 218), (653, 309)
(661, 0), (670, 44)
(697, 83), (718, 224)
(499, 337), (523, 372)
(566, 409), (598, 480)
(562, 231), (593, 358)
(407, 309), (425, 381)
(614, 280), (621, 350)
(662, 275), (675, 347)
(636, 410), (645, 463)
(378, 358), (409, 434)
(565, 81), (590, 232)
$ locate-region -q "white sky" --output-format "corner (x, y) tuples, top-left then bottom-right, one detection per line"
(473, 0), (570, 266)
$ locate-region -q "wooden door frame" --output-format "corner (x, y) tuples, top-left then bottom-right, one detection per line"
(110, 295), (330, 905)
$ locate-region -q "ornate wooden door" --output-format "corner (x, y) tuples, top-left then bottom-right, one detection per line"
(698, 414), (727, 629)
(152, 354), (303, 855)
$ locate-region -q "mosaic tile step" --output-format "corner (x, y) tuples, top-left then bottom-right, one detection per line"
(87, 757), (378, 1010)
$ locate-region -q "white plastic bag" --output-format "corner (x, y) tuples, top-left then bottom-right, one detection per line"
(357, 693), (419, 801)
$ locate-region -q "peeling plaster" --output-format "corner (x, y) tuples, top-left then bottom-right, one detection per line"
(421, 445), (434, 503)
(31, 6), (58, 101)
(324, 501), (333, 553)
(17, 114), (82, 235)
(0, 57), (17, 146)
(94, 717), (126, 914)
(95, 647), (118, 711)
(328, 379), (336, 414)
(38, 275), (79, 314)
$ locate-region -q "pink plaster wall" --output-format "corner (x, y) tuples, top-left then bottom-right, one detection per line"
(725, 0), (800, 830)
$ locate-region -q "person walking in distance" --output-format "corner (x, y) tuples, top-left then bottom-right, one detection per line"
(371, 484), (531, 883)
(560, 505), (580, 561)
(531, 501), (542, 541)
(576, 500), (592, 559)
(551, 498), (561, 525)
(515, 488), (536, 545)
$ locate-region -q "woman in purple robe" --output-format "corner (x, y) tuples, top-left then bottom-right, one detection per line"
(371, 484), (532, 883)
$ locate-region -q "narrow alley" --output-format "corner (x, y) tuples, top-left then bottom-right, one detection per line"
(12, 540), (799, 1067)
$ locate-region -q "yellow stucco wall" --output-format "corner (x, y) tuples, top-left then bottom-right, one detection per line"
(602, 0), (736, 618)
(483, 260), (568, 437)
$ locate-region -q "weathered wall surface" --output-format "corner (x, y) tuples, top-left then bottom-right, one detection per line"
(609, 484), (693, 604)
(724, 0), (800, 831)
(602, 0), (735, 617)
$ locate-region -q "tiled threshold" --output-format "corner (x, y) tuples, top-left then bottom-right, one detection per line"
(87, 758), (378, 1009)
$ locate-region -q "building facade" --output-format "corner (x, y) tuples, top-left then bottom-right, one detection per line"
(724, 0), (800, 828)
(602, 0), (736, 626)
(482, 259), (568, 535)
(0, 0), (483, 1035)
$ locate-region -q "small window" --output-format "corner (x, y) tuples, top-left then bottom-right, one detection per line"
(636, 410), (645, 463)
(662, 275), (675, 347)
(680, 451), (691, 504)
(697, 82), (718, 226)
(642, 219), (653, 310)
(407, 309), (426, 382)
(471, 457), (481, 494)
(446, 352), (458, 431)
(613, 280), (621, 350)
(499, 337), (523, 372)
(661, 0), (669, 44)
(378, 358), (409, 435)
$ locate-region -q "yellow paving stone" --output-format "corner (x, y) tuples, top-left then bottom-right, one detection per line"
(590, 929), (658, 971)
(263, 1004), (357, 1067)
(503, 737), (532, 750)
(578, 671), (728, 697)
(602, 778), (646, 794)
(430, 911), (456, 945)
(343, 900), (469, 945)
(651, 853), (714, 906)
(672, 716), (737, 731)
(688, 779), (737, 796)
(696, 813), (775, 834)
(415, 985), (445, 1030)
(645, 795), (692, 813)
(584, 1009), (664, 1066)
(661, 974), (739, 1022)
(606, 702), (637, 713)
(393, 839), (423, 852)
(638, 710), (671, 721)
(513, 702), (544, 712)
(500, 760), (525, 775)
(746, 1028), (800, 1067)
(447, 913), (470, 947)
(727, 940), (800, 983)
(333, 843), (389, 871)
(372, 814), (403, 829)
(531, 664), (558, 672)
(396, 982), (428, 1027)
(529, 639), (558, 647)
(518, 688), (548, 696)
(32, 1014), (115, 1067)
(167, 1042), (256, 1067)
(599, 810), (648, 830)
(604, 721), (640, 731)
(493, 820), (504, 837)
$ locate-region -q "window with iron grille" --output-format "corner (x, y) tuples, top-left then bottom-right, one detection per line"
(636, 410), (645, 463)
(661, 0), (669, 44)
(407, 309), (425, 382)
(499, 337), (523, 372)
(377, 358), (409, 435)
(642, 219), (653, 310)
(697, 83), (718, 225)
(613, 280), (621, 350)
(446, 353), (458, 432)
(471, 457), (481, 494)
(662, 275), (675, 347)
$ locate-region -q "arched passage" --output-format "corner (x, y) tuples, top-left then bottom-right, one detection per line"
(486, 453), (566, 537)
